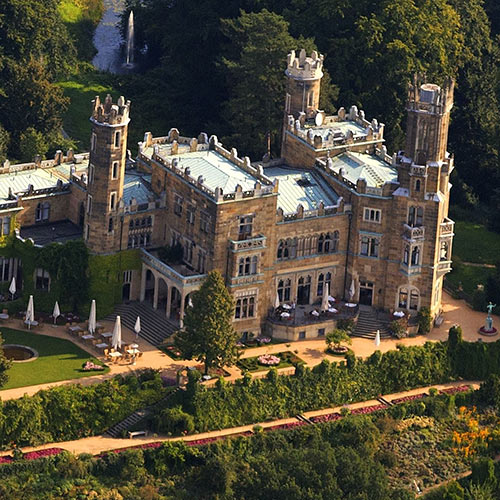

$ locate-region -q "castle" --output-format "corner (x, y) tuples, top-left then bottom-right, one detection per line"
(0, 50), (455, 341)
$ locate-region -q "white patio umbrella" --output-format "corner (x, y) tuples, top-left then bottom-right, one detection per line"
(134, 316), (141, 340)
(88, 299), (96, 335)
(52, 301), (60, 326)
(188, 297), (193, 308)
(274, 292), (280, 309)
(25, 295), (34, 329)
(8, 277), (16, 299)
(111, 315), (122, 350)
(321, 283), (330, 312)
(348, 279), (356, 302)
(374, 330), (381, 347)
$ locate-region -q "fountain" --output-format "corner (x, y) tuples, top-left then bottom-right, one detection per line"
(479, 302), (498, 336)
(124, 10), (135, 68)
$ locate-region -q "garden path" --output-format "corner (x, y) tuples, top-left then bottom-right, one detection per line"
(0, 292), (496, 398)
(0, 380), (480, 459)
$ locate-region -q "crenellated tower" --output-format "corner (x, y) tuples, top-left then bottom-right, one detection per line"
(85, 94), (130, 254)
(285, 49), (324, 119)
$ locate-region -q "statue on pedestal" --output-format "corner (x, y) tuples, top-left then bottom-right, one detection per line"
(486, 302), (497, 332)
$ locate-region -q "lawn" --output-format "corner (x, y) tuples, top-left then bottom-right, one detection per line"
(0, 328), (108, 390)
(237, 351), (304, 372)
(452, 220), (500, 265)
(446, 263), (495, 296)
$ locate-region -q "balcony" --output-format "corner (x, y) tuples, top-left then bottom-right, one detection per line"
(436, 260), (452, 276)
(229, 235), (266, 252)
(141, 248), (207, 287)
(400, 263), (422, 276)
(228, 273), (265, 287)
(403, 224), (425, 241)
(440, 218), (455, 237)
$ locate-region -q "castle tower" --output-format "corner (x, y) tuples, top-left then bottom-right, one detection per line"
(404, 75), (454, 165)
(285, 49), (324, 119)
(85, 94), (130, 254)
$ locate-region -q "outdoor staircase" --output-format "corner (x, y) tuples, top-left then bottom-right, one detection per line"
(105, 301), (178, 347)
(105, 387), (181, 438)
(352, 307), (391, 339)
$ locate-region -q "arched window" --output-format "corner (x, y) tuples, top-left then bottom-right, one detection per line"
(277, 240), (284, 260)
(416, 207), (423, 226)
(318, 234), (324, 254)
(408, 206), (423, 227)
(244, 257), (250, 275)
(411, 246), (420, 266)
(278, 279), (291, 302)
(235, 297), (256, 319)
(283, 240), (290, 259)
(332, 231), (339, 252)
(324, 233), (332, 253)
(317, 272), (332, 296)
(251, 256), (258, 274)
(114, 131), (121, 148)
(415, 179), (421, 192)
(410, 289), (419, 310)
(238, 258), (244, 276)
(398, 287), (408, 308)
(403, 245), (410, 265)
(288, 238), (297, 258)
(440, 241), (449, 261)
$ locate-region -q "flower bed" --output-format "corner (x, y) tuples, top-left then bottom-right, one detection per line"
(391, 393), (427, 404)
(82, 360), (105, 371)
(237, 351), (304, 372)
(439, 385), (472, 395)
(161, 345), (184, 360)
(264, 421), (308, 432)
(0, 447), (64, 464)
(258, 354), (280, 366)
(350, 404), (387, 415)
(310, 412), (342, 424)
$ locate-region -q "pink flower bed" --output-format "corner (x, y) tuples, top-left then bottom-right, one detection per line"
(0, 456), (12, 463)
(439, 385), (472, 395)
(258, 354), (280, 366)
(0, 447), (64, 465)
(350, 404), (387, 415)
(310, 412), (342, 424)
(264, 421), (308, 432)
(391, 393), (427, 404)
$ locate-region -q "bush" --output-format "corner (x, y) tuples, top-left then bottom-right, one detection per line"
(472, 288), (487, 312)
(153, 406), (195, 436)
(337, 318), (355, 333)
(389, 319), (407, 338)
(417, 307), (432, 334)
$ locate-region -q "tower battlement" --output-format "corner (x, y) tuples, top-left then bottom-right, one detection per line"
(91, 94), (131, 126)
(286, 49), (324, 81)
(407, 74), (454, 115)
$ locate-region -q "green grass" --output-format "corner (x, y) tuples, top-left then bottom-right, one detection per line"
(452, 220), (500, 265)
(446, 264), (495, 296)
(237, 351), (304, 373)
(0, 328), (109, 390)
(58, 72), (119, 149)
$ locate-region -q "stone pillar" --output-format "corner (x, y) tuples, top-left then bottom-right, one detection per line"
(152, 274), (159, 310)
(140, 265), (147, 302)
(165, 284), (172, 319)
(179, 292), (186, 328)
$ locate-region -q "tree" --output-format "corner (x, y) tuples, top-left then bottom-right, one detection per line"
(175, 271), (239, 375)
(0, 125), (9, 163)
(221, 9), (337, 157)
(19, 127), (48, 162)
(326, 328), (352, 352)
(0, 332), (11, 388)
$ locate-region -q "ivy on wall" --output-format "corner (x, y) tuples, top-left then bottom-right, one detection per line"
(88, 249), (142, 318)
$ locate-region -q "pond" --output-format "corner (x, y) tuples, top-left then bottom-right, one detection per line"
(2, 344), (38, 362)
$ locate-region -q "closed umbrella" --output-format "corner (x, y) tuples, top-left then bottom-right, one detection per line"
(374, 330), (380, 347)
(111, 315), (122, 350)
(349, 279), (356, 302)
(188, 297), (193, 308)
(88, 299), (96, 335)
(8, 277), (16, 299)
(321, 283), (329, 312)
(134, 316), (141, 340)
(52, 301), (60, 326)
(274, 292), (280, 309)
(25, 295), (34, 329)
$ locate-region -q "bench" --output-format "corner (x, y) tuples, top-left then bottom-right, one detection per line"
(128, 430), (147, 439)
(434, 315), (444, 327)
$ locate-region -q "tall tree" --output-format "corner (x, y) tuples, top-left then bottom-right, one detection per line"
(175, 271), (239, 375)
(221, 9), (337, 157)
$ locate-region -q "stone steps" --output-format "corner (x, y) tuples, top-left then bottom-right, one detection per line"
(352, 309), (391, 339)
(105, 301), (178, 347)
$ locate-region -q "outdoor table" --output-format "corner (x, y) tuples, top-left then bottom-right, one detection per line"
(0, 313), (9, 320)
(282, 304), (292, 310)
(100, 332), (113, 339)
(126, 349), (141, 356)
(393, 311), (405, 318)
(95, 342), (108, 350)
(81, 334), (95, 343)
(280, 312), (290, 318)
(130, 343), (139, 349)
(345, 303), (357, 308)
(24, 320), (39, 327)
(108, 351), (122, 363)
(68, 325), (83, 334)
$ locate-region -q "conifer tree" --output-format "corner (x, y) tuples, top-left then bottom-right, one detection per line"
(175, 271), (239, 375)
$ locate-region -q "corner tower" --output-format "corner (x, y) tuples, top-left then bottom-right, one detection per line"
(285, 49), (324, 119)
(85, 94), (130, 254)
(404, 75), (454, 165)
